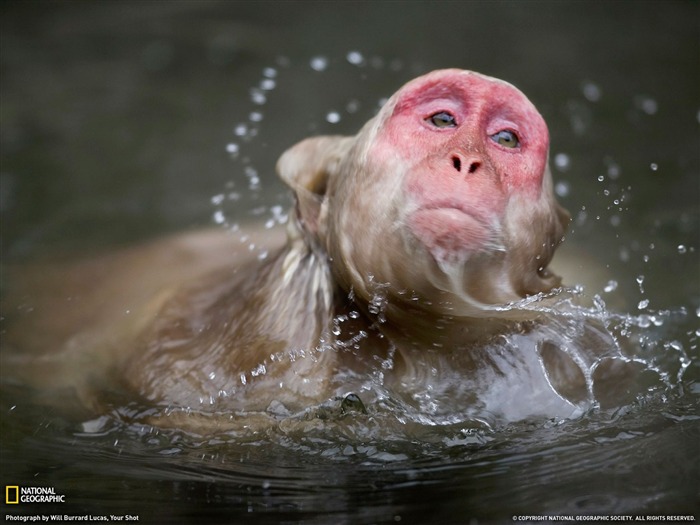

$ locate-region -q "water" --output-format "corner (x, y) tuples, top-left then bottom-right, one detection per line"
(2, 389), (698, 522)
(1, 2), (698, 523)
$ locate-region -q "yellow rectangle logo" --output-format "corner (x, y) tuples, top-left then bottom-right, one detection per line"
(6, 485), (19, 504)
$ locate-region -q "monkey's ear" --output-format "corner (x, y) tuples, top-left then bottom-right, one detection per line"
(276, 135), (354, 235)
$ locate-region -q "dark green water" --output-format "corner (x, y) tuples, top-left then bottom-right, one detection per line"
(1, 2), (698, 523)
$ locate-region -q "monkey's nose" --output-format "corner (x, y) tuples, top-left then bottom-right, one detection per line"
(451, 155), (482, 174)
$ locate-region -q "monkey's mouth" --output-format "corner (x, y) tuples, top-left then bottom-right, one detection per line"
(408, 207), (494, 260)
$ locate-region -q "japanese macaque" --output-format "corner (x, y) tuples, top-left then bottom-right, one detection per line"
(1, 69), (658, 431)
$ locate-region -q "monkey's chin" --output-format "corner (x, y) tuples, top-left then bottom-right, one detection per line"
(409, 208), (501, 265)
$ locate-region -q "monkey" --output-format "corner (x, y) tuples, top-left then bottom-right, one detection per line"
(1, 69), (660, 432)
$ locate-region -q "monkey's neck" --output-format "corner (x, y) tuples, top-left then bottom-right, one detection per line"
(388, 302), (528, 348)
(328, 287), (528, 354)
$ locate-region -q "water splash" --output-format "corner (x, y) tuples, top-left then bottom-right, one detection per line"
(194, 53), (698, 448)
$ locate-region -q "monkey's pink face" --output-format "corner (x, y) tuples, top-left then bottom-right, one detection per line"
(278, 69), (567, 308)
(371, 70), (550, 264)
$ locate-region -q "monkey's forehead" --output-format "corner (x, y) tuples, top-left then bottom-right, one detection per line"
(386, 68), (538, 118)
(407, 68), (517, 90)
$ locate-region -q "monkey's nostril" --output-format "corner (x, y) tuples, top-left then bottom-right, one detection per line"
(452, 156), (462, 172)
(468, 161), (480, 174)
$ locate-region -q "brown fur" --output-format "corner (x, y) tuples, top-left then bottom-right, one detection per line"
(1, 70), (656, 431)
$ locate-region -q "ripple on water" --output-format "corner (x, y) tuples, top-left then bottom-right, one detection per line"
(2, 47), (698, 522)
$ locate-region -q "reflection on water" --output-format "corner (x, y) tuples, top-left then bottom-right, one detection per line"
(2, 384), (698, 522)
(1, 1), (698, 522)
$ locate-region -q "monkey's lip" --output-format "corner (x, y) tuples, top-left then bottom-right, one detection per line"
(417, 204), (492, 229)
(409, 206), (492, 252)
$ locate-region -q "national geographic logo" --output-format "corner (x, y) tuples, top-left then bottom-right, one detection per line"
(5, 486), (66, 504)
(6, 486), (18, 504)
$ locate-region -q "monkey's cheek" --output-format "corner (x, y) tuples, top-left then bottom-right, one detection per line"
(408, 208), (492, 263)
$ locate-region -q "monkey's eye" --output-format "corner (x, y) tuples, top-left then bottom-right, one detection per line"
(490, 130), (520, 148)
(426, 111), (457, 128)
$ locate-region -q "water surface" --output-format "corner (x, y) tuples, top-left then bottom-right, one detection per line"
(1, 2), (698, 523)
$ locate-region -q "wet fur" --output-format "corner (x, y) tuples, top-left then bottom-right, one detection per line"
(0, 70), (655, 432)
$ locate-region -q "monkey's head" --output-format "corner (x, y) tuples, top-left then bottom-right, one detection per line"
(278, 69), (570, 317)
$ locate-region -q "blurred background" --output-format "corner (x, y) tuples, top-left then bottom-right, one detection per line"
(1, 1), (698, 522)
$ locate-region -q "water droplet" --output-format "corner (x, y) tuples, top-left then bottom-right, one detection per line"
(346, 50), (365, 66)
(555, 181), (570, 197)
(677, 244), (687, 254)
(310, 56), (328, 71)
(245, 166), (260, 190)
(576, 209), (588, 226)
(213, 210), (226, 224)
(263, 67), (277, 78)
(597, 175), (605, 182)
(607, 163), (621, 179)
(637, 299), (650, 310)
(326, 111), (341, 124)
(609, 215), (621, 227)
(650, 163), (658, 171)
(695, 307), (700, 318)
(250, 89), (266, 105)
(365, 56), (382, 69)
(582, 81), (602, 102)
(603, 280), (618, 293)
(636, 96), (658, 115)
(211, 193), (225, 205)
(275, 55), (291, 68)
(346, 99), (361, 113)
(389, 58), (403, 71)
(225, 143), (239, 156)
(251, 363), (267, 377)
(554, 152), (570, 171)
(234, 124), (248, 136)
(668, 340), (683, 352)
(260, 78), (276, 91)
(637, 315), (651, 328)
